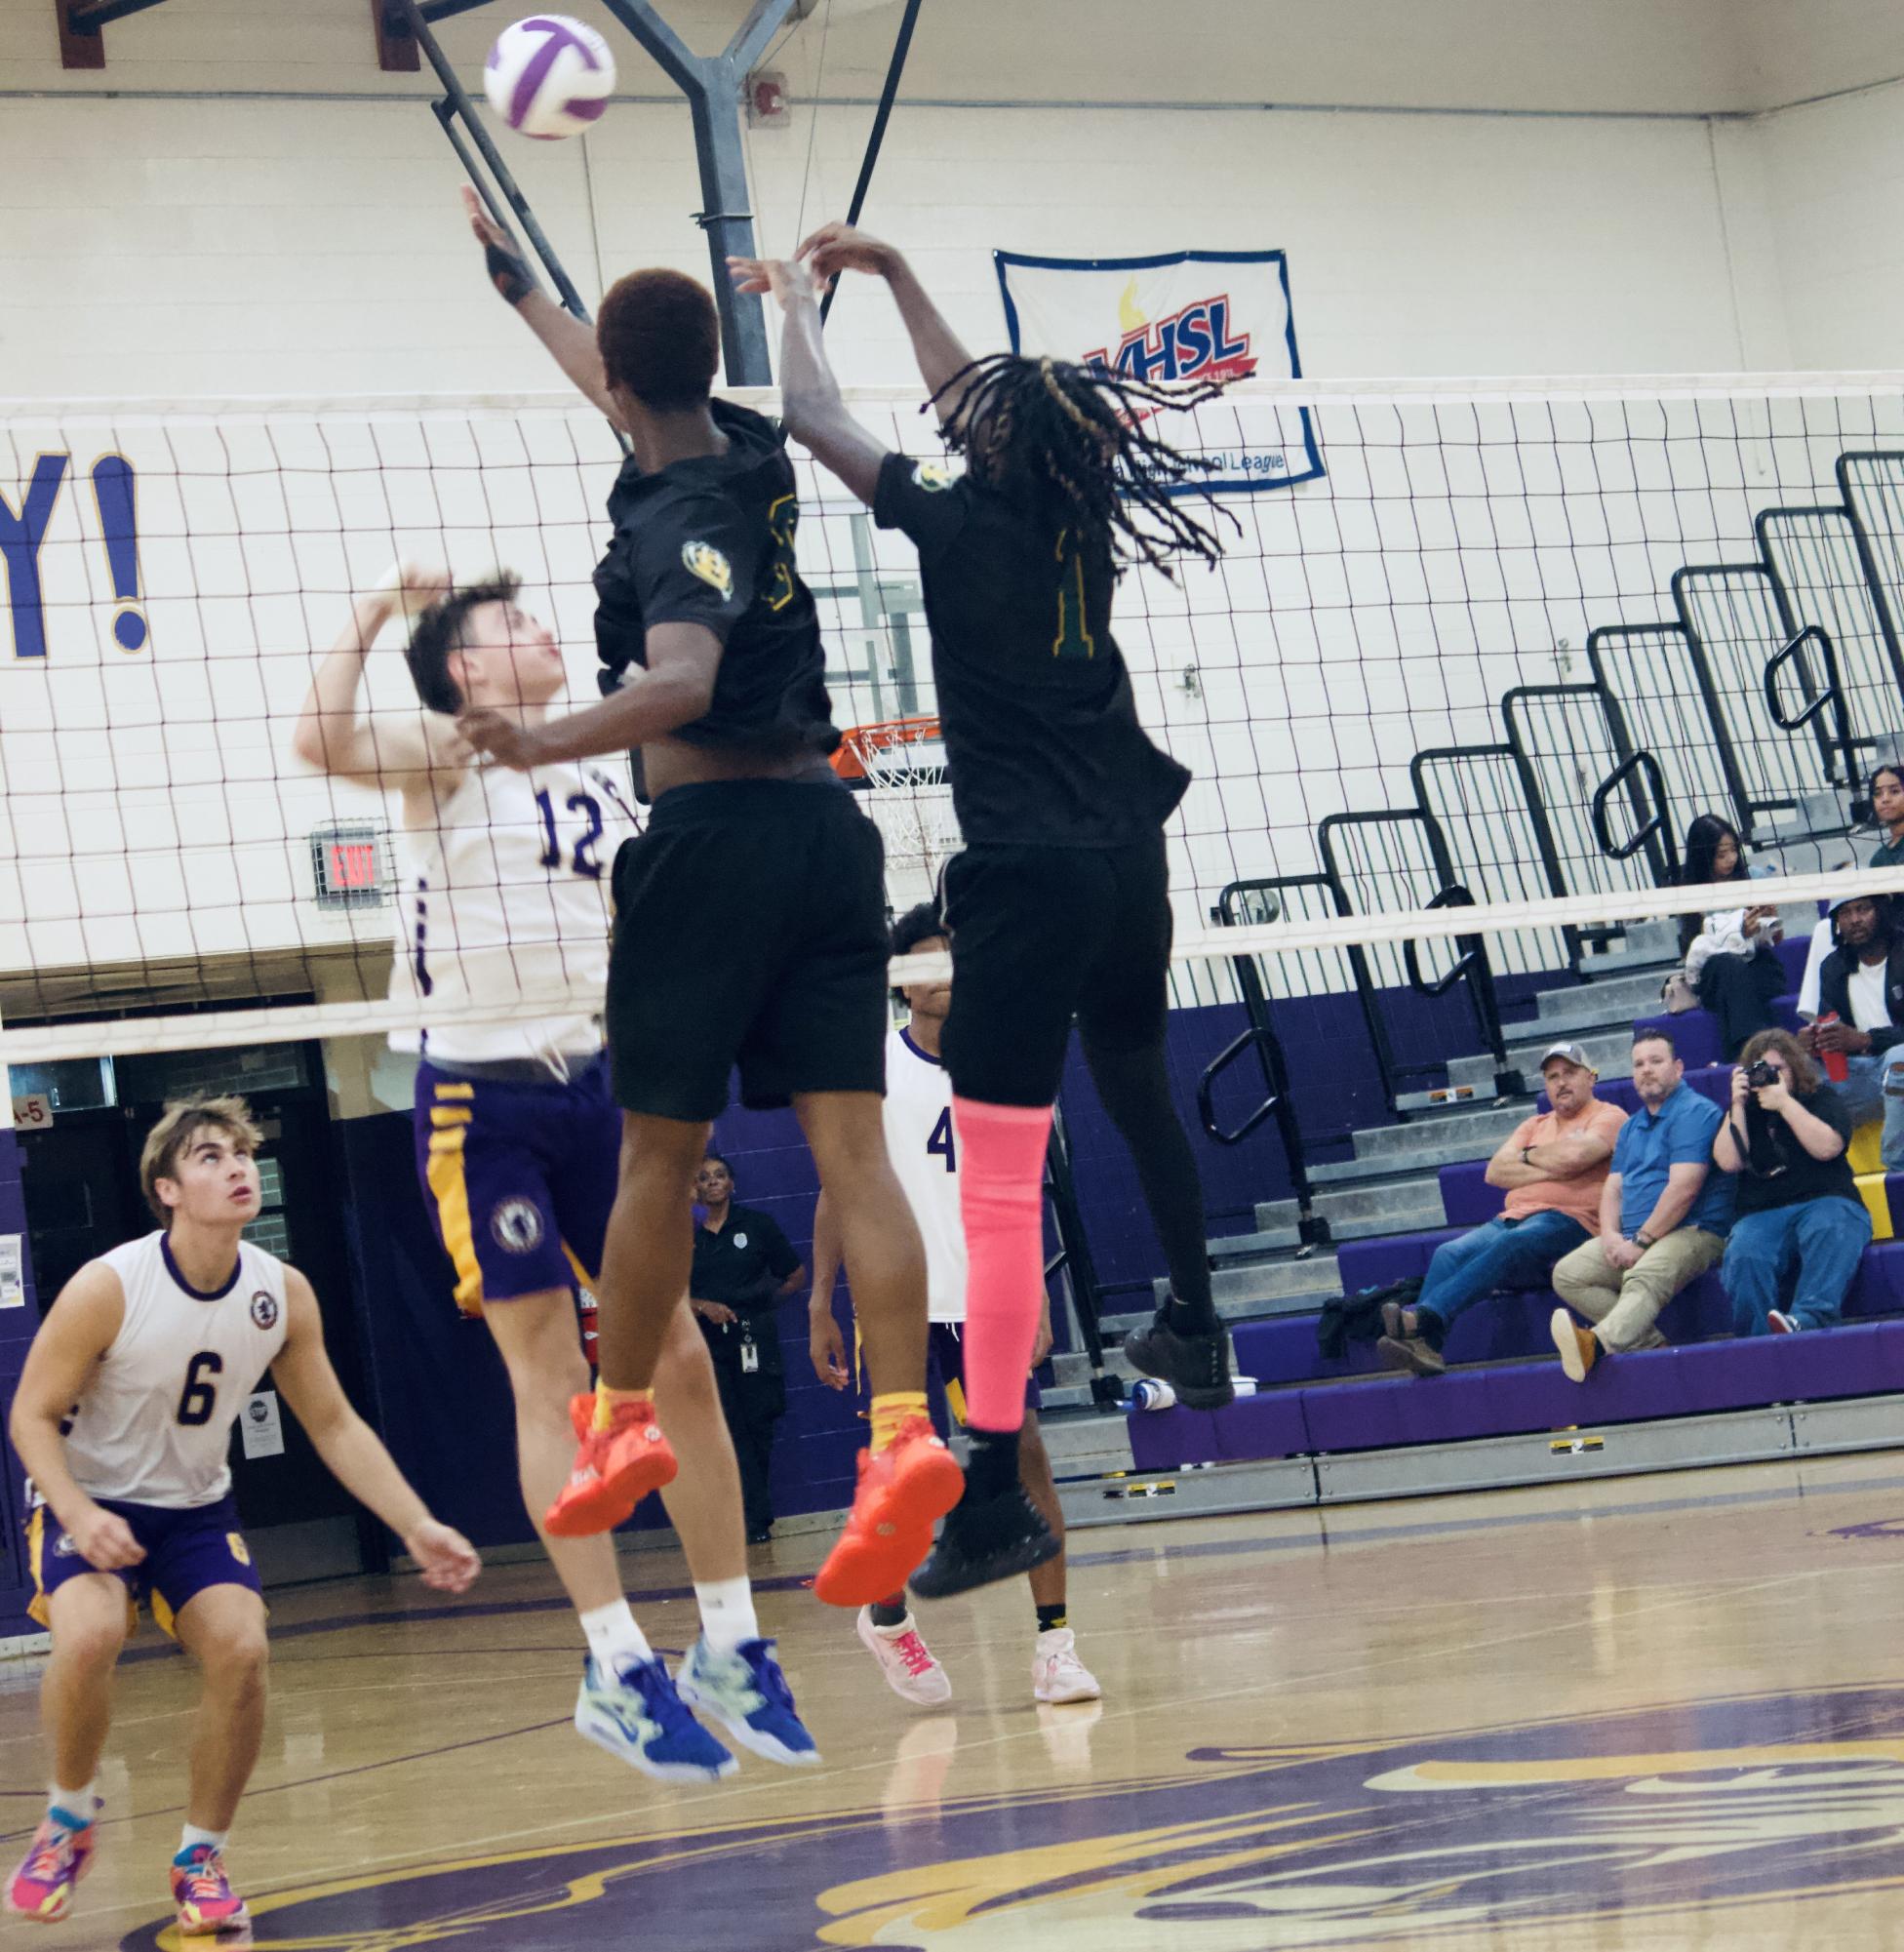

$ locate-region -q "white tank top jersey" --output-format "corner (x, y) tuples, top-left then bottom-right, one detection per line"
(387, 757), (640, 1068)
(49, 1232), (292, 1510)
(882, 1026), (969, 1324)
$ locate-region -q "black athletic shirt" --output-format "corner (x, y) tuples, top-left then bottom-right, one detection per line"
(873, 451), (1190, 849)
(594, 399), (839, 763)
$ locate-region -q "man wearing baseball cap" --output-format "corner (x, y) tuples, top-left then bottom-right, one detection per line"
(1379, 1043), (1626, 1376)
(1801, 890), (1904, 1168)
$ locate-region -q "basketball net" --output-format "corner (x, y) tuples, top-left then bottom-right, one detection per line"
(832, 717), (962, 910)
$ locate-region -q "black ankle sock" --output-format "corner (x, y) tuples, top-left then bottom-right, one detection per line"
(965, 1426), (1021, 1504)
(1036, 1602), (1068, 1634)
(869, 1598), (908, 1628)
(1166, 1291), (1220, 1337)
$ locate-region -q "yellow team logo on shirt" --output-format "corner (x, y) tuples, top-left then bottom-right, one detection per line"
(912, 460), (955, 493)
(226, 1533), (252, 1567)
(681, 539), (734, 600)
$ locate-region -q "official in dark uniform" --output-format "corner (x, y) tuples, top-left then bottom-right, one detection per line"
(690, 1154), (805, 1541)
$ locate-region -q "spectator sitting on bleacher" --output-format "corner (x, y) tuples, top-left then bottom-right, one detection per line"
(1376, 1043), (1625, 1377)
(1797, 775), (1904, 1018)
(1713, 1028), (1870, 1336)
(1675, 815), (1783, 1062)
(1798, 892), (1904, 1169)
(1549, 1028), (1732, 1381)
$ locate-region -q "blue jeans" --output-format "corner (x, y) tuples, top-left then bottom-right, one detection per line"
(1414, 1210), (1592, 1343)
(1724, 1197), (1873, 1334)
(1831, 1053), (1904, 1169)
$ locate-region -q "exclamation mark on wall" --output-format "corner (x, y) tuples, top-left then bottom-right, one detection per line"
(91, 456), (146, 653)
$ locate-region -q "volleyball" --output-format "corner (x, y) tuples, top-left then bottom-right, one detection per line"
(483, 16), (616, 140)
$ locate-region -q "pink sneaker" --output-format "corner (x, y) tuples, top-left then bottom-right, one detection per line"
(7, 1813), (97, 1923)
(855, 1606), (953, 1707)
(171, 1846), (249, 1936)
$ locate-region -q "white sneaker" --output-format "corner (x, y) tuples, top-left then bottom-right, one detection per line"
(1032, 1627), (1101, 1704)
(856, 1607), (953, 1707)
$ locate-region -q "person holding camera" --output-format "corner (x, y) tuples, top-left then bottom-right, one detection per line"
(1715, 1028), (1871, 1335)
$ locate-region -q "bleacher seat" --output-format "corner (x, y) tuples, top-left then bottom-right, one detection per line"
(1144, 1238), (1904, 1471)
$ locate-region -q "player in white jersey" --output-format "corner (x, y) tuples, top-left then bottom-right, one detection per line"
(291, 570), (816, 1786)
(6, 1096), (479, 1933)
(809, 905), (1100, 1708)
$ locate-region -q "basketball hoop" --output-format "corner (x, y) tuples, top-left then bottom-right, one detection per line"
(833, 717), (962, 904)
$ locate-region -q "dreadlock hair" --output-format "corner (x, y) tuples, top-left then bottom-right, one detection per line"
(405, 574), (520, 714)
(928, 352), (1234, 576)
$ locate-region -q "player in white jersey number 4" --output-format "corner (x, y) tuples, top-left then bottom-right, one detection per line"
(810, 906), (1100, 1709)
(6, 1096), (479, 1934)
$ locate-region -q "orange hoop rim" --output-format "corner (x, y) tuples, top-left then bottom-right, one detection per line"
(831, 715), (944, 783)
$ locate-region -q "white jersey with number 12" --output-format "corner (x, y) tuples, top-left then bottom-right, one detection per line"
(883, 1026), (967, 1324)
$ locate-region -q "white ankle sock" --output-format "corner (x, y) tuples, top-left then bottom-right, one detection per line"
(49, 1783), (96, 1828)
(694, 1576), (759, 1653)
(178, 1824), (226, 1857)
(578, 1600), (652, 1670)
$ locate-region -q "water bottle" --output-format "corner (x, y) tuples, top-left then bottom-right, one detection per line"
(1130, 1378), (1176, 1412)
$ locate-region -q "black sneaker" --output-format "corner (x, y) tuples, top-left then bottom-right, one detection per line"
(909, 1486), (1059, 1600)
(1123, 1309), (1235, 1409)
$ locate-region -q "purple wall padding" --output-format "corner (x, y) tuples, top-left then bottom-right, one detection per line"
(0, 1129), (41, 1640)
(1137, 1309), (1904, 1469)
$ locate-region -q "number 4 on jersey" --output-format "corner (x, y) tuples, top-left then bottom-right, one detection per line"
(927, 1107), (958, 1173)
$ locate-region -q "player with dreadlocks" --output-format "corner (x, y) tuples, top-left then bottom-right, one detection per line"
(733, 228), (1235, 1597)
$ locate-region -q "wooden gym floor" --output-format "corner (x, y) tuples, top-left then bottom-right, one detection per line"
(7, 1452), (1904, 1950)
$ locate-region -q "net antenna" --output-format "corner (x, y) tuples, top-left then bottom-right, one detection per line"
(832, 716), (961, 912)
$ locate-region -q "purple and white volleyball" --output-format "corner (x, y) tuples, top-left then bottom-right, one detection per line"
(483, 16), (616, 141)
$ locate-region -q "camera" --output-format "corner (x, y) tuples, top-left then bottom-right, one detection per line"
(1745, 1060), (1780, 1090)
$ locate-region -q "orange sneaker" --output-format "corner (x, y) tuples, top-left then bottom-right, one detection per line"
(543, 1397), (678, 1536)
(813, 1415), (964, 1608)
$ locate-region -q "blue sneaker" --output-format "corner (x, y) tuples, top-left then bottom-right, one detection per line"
(574, 1654), (736, 1783)
(677, 1637), (821, 1768)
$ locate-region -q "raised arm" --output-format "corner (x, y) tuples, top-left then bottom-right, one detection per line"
(800, 223), (976, 425)
(290, 565), (465, 786)
(731, 255), (890, 506)
(462, 187), (623, 430)
(271, 1270), (479, 1591)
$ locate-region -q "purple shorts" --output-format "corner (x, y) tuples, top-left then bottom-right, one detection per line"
(927, 1321), (1043, 1427)
(415, 1054), (620, 1314)
(27, 1493), (261, 1637)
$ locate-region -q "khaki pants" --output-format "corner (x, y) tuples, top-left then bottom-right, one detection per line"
(1551, 1227), (1726, 1353)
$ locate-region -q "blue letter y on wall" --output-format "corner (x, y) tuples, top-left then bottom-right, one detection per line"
(0, 455), (70, 659)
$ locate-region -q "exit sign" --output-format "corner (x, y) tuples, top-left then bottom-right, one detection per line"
(310, 823), (390, 910)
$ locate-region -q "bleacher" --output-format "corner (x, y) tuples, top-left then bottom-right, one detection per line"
(1063, 444), (1904, 1520)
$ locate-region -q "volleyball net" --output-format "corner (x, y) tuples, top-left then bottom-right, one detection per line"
(5, 374), (1904, 1077)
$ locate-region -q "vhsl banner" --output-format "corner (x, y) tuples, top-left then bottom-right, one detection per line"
(992, 249), (1323, 496)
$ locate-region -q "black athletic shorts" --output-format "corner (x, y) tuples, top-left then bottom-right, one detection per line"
(940, 833), (1172, 1108)
(606, 778), (889, 1120)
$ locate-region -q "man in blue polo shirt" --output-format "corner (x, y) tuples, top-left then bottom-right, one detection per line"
(1549, 1028), (1732, 1379)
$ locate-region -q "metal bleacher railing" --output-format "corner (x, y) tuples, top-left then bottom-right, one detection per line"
(1195, 449), (1904, 1201)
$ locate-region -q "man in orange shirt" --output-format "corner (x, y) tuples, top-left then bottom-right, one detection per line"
(1379, 1044), (1627, 1376)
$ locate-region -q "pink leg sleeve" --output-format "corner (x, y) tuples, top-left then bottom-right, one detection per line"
(952, 1096), (1054, 1433)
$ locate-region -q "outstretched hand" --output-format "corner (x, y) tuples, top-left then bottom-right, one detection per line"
(728, 255), (818, 311)
(460, 184), (536, 306)
(797, 221), (900, 286)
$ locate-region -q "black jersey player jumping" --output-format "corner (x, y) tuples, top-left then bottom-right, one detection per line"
(732, 233), (1235, 1596)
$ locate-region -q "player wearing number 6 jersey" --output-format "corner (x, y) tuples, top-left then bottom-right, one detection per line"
(810, 907), (1101, 1709)
(6, 1096), (480, 1934)
(292, 569), (818, 1786)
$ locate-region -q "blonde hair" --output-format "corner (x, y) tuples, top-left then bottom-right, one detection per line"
(139, 1095), (262, 1226)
